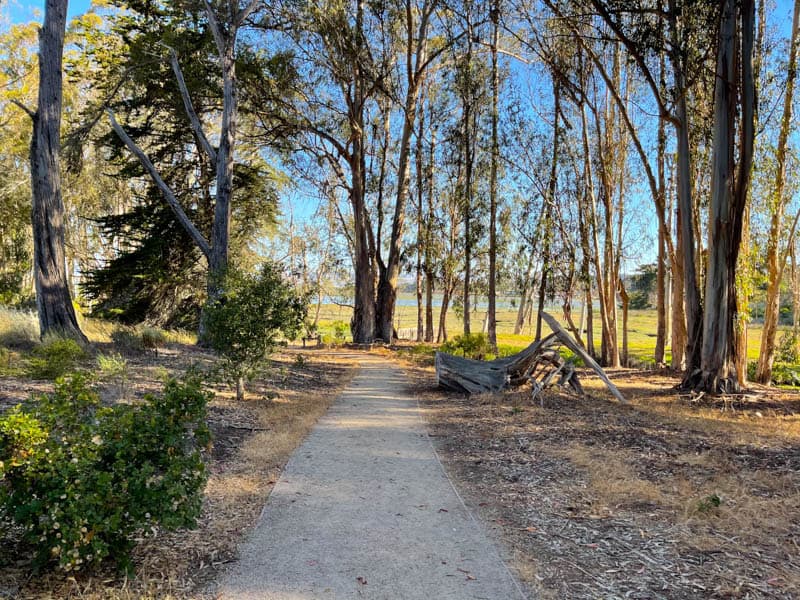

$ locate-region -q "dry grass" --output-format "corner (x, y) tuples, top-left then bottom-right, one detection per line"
(0, 307), (38, 349)
(0, 345), (357, 599)
(403, 355), (800, 599)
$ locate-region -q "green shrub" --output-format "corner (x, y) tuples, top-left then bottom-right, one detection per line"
(0, 373), (210, 572)
(204, 264), (307, 400)
(440, 333), (492, 360)
(776, 331), (800, 363)
(696, 493), (723, 514)
(332, 320), (349, 343)
(747, 360), (800, 386)
(27, 335), (88, 380)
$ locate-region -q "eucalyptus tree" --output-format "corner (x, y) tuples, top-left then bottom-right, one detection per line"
(692, 0), (755, 392)
(17, 0), (88, 341)
(273, 0), (393, 343)
(756, 0), (800, 385)
(375, 0), (448, 342)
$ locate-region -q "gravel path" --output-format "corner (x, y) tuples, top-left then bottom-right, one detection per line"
(216, 356), (527, 599)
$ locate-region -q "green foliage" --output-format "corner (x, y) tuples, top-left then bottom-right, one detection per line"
(332, 321), (348, 343)
(440, 333), (492, 360)
(0, 374), (210, 572)
(696, 493), (723, 514)
(747, 359), (800, 386)
(81, 1), (284, 329)
(628, 264), (657, 310)
(204, 264), (307, 398)
(776, 331), (800, 363)
(27, 336), (88, 380)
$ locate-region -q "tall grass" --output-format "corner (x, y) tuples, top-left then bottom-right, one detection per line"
(0, 307), (39, 349)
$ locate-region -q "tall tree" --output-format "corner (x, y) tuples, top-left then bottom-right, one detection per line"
(375, 0), (441, 342)
(26, 0), (88, 342)
(487, 0), (501, 350)
(107, 0), (261, 336)
(755, 0), (800, 385)
(690, 0), (755, 392)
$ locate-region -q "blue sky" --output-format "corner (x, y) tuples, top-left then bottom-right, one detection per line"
(3, 0), (92, 24)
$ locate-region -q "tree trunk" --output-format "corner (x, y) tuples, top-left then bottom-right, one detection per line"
(668, 0), (703, 375)
(755, 0), (800, 384)
(655, 110), (668, 366)
(618, 277), (629, 366)
(415, 95), (426, 343)
(462, 103), (473, 336)
(536, 78), (560, 342)
(487, 0), (500, 350)
(438, 286), (451, 343)
(515, 254), (535, 335)
(689, 0), (755, 392)
(585, 288), (594, 358)
(31, 0), (87, 343)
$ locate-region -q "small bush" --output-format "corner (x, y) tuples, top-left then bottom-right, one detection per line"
(776, 331), (800, 363)
(331, 321), (349, 343)
(440, 333), (492, 360)
(747, 360), (800, 386)
(696, 493), (723, 514)
(0, 308), (39, 350)
(28, 335), (88, 380)
(204, 264), (307, 400)
(0, 373), (210, 572)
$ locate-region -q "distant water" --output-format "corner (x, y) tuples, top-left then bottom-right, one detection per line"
(322, 295), (589, 311)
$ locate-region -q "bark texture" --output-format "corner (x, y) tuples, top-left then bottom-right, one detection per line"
(31, 0), (87, 343)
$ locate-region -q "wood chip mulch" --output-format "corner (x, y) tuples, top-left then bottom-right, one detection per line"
(406, 361), (800, 600)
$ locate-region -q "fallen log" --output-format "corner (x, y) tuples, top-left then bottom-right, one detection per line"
(435, 334), (557, 394)
(435, 312), (626, 403)
(539, 312), (626, 403)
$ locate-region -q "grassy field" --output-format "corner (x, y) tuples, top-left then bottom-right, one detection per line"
(314, 296), (771, 364)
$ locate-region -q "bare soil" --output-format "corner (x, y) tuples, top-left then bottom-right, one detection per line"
(0, 343), (357, 599)
(402, 356), (800, 599)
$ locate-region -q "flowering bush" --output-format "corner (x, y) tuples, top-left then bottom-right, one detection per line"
(0, 373), (210, 572)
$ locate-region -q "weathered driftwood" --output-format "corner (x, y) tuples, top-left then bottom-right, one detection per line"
(435, 333), (557, 394)
(539, 312), (627, 403)
(435, 312), (626, 403)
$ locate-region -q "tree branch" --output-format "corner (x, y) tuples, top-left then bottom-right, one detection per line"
(236, 0), (262, 28)
(166, 46), (218, 164)
(106, 108), (212, 260)
(10, 99), (35, 120)
(203, 0), (227, 56)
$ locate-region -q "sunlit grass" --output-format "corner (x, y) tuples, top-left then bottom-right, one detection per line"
(316, 296), (771, 364)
